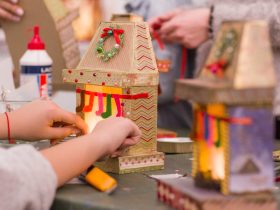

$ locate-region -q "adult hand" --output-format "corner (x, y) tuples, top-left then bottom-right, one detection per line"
(148, 7), (184, 34)
(0, 0), (24, 22)
(8, 99), (88, 141)
(91, 117), (141, 156)
(156, 8), (210, 48)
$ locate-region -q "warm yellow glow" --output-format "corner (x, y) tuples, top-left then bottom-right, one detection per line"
(198, 140), (212, 172)
(211, 147), (225, 179)
(198, 141), (225, 180)
(196, 103), (226, 181)
(84, 85), (122, 132)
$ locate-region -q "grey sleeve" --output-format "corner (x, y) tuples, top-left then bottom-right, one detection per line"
(212, 1), (280, 47)
(0, 145), (57, 210)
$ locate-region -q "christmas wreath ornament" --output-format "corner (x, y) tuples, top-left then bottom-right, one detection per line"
(96, 26), (125, 62)
(206, 29), (238, 78)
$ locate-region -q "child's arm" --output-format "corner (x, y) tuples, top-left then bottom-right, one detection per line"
(0, 117), (140, 210)
(41, 117), (141, 187)
(0, 99), (88, 141)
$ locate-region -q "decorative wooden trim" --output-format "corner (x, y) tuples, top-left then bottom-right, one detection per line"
(62, 69), (158, 87)
(157, 177), (277, 210)
(176, 79), (273, 105)
(95, 152), (164, 174)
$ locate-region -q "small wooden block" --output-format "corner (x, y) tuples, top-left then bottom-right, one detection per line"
(157, 177), (277, 210)
(157, 138), (193, 154)
(95, 152), (164, 174)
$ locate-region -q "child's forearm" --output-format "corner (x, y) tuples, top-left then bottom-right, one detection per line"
(0, 113), (7, 139)
(41, 134), (106, 187)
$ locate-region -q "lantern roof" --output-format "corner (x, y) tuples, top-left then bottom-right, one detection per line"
(62, 21), (159, 87)
(176, 21), (275, 105)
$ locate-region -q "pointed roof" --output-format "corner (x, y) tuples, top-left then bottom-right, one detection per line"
(62, 21), (159, 87)
(176, 21), (275, 105)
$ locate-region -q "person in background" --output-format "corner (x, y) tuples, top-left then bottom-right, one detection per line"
(0, 0), (24, 22)
(149, 0), (280, 138)
(0, 99), (141, 210)
(125, 0), (203, 133)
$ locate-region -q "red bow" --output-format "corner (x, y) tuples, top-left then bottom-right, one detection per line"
(101, 27), (124, 44)
(206, 59), (227, 78)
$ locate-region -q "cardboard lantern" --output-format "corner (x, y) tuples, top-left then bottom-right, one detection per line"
(111, 13), (143, 22)
(62, 21), (164, 174)
(157, 21), (277, 210)
(1, 0), (80, 89)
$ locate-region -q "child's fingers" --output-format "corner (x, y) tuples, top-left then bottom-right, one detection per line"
(47, 126), (79, 140)
(126, 119), (142, 138)
(50, 139), (62, 146)
(53, 110), (88, 134)
(116, 136), (141, 152)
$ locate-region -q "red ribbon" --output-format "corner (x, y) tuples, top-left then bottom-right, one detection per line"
(202, 112), (252, 125)
(153, 31), (164, 50)
(180, 47), (187, 79)
(101, 27), (124, 44)
(76, 88), (148, 100)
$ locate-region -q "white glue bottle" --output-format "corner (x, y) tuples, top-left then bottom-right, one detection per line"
(20, 25), (53, 97)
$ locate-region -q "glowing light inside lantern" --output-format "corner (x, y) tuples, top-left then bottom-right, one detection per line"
(211, 147), (225, 179)
(197, 140), (225, 180)
(83, 85), (123, 132)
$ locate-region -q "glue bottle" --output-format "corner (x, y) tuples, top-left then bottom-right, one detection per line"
(20, 25), (53, 97)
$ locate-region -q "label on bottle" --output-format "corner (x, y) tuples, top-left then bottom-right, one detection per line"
(21, 65), (52, 97)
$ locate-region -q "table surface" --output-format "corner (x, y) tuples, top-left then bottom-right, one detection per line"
(51, 153), (193, 210)
(51, 150), (280, 210)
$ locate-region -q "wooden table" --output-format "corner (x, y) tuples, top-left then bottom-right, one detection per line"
(51, 145), (280, 210)
(51, 154), (192, 210)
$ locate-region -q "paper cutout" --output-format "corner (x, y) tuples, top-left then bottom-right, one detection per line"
(101, 94), (112, 119)
(83, 92), (95, 112)
(95, 93), (104, 116)
(76, 89), (85, 112)
(112, 94), (122, 117)
(195, 110), (251, 148)
(76, 88), (148, 118)
(215, 119), (221, 147)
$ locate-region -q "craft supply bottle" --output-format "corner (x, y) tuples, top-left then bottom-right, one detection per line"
(20, 25), (53, 97)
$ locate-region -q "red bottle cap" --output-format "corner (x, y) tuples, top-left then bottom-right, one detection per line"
(28, 26), (45, 50)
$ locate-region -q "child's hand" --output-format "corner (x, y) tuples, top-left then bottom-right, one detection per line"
(92, 117), (141, 156)
(0, 0), (24, 22)
(8, 99), (88, 141)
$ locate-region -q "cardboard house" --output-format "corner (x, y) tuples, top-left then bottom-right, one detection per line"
(157, 21), (276, 210)
(1, 0), (80, 89)
(62, 21), (164, 174)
